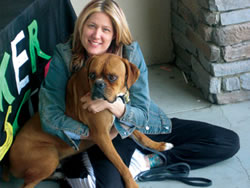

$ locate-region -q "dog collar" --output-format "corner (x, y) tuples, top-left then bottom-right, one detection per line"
(118, 90), (130, 104)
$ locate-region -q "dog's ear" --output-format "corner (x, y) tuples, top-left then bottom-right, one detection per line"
(65, 57), (94, 119)
(122, 58), (140, 89)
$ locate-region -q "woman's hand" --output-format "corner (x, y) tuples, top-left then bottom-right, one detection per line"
(80, 93), (126, 118)
(80, 93), (125, 141)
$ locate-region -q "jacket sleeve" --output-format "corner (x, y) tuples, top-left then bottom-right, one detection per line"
(117, 41), (150, 137)
(39, 43), (89, 149)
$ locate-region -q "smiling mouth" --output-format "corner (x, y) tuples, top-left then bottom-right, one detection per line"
(89, 40), (102, 46)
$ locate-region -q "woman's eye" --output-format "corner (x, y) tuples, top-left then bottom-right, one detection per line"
(103, 28), (110, 32)
(107, 75), (117, 82)
(88, 24), (96, 28)
(89, 73), (96, 80)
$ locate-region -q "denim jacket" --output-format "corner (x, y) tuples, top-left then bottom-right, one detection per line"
(39, 40), (172, 150)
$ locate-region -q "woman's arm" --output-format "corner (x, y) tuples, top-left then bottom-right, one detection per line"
(120, 41), (150, 127)
(81, 93), (125, 118)
(39, 43), (89, 149)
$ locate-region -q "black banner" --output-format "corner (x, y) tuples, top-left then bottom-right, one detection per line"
(0, 0), (76, 161)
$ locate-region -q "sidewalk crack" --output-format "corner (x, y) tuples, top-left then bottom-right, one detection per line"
(236, 156), (250, 181)
(218, 106), (232, 129)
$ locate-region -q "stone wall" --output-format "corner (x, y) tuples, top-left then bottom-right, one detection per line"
(171, 0), (250, 104)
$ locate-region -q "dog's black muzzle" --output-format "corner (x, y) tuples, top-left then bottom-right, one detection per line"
(91, 80), (106, 100)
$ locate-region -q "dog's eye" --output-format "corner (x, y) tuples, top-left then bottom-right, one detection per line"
(89, 72), (96, 80)
(107, 74), (117, 82)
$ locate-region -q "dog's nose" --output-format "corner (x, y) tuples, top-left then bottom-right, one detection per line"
(95, 80), (106, 89)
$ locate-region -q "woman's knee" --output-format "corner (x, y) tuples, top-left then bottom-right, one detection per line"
(212, 127), (240, 159)
(225, 129), (240, 157)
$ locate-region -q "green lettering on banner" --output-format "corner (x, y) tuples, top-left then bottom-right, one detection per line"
(28, 20), (51, 73)
(12, 89), (31, 136)
(0, 52), (15, 112)
(0, 105), (13, 161)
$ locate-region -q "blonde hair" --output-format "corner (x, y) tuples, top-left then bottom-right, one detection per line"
(70, 0), (133, 72)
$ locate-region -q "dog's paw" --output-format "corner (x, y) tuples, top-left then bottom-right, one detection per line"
(164, 143), (174, 150)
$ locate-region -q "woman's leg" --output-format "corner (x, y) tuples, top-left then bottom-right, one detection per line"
(62, 118), (240, 187)
(61, 152), (89, 178)
(142, 118), (240, 170)
(87, 135), (137, 188)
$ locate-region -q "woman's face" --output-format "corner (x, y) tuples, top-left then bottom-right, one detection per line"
(81, 12), (114, 56)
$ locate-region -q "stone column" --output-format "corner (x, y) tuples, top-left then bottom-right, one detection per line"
(171, 0), (250, 104)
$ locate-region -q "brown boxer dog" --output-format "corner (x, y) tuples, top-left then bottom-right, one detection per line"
(8, 53), (173, 188)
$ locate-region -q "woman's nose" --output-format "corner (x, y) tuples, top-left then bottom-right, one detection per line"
(92, 28), (102, 38)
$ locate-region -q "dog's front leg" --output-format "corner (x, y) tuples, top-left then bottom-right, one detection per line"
(92, 132), (139, 188)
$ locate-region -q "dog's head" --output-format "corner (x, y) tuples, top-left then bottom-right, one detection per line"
(85, 53), (140, 103)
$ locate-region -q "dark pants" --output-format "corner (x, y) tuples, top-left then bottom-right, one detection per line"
(62, 118), (240, 188)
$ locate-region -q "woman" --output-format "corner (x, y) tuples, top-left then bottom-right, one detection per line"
(39, 0), (240, 187)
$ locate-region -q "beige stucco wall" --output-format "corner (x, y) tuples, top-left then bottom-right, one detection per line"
(70, 0), (173, 65)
